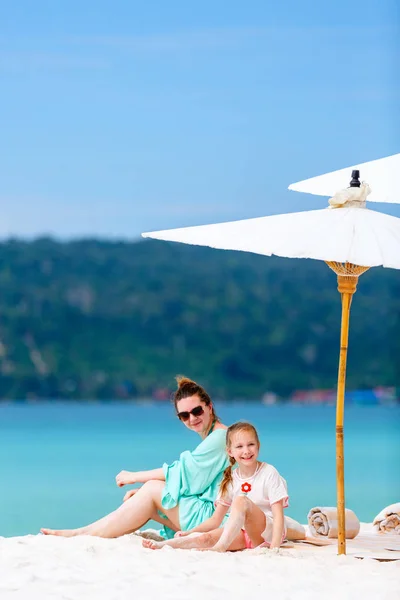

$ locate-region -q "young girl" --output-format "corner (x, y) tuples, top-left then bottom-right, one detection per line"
(143, 421), (289, 552)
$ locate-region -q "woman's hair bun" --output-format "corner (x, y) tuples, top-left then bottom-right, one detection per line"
(172, 375), (215, 417)
(175, 375), (196, 389)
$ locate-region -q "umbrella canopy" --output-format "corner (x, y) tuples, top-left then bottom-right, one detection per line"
(289, 153), (400, 204)
(143, 206), (400, 270)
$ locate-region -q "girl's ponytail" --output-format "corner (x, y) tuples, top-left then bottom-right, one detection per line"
(219, 456), (236, 499)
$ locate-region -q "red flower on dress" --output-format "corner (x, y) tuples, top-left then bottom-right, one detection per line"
(241, 482), (252, 493)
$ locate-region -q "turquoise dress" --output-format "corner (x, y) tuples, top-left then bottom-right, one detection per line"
(159, 428), (229, 539)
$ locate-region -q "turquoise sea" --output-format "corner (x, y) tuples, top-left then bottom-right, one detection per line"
(1, 402), (399, 538)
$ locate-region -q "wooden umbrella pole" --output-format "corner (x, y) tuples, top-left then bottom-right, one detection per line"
(335, 272), (364, 554)
(335, 283), (354, 555)
(327, 263), (369, 555)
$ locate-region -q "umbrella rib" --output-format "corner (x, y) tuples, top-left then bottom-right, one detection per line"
(321, 208), (354, 263)
(364, 213), (387, 267)
(295, 209), (348, 262)
(376, 217), (400, 267)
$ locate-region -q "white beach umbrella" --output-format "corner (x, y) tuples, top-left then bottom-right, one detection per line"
(142, 205), (400, 269)
(142, 156), (400, 555)
(289, 153), (400, 204)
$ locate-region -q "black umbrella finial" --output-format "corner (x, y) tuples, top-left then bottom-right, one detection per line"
(349, 170), (361, 188)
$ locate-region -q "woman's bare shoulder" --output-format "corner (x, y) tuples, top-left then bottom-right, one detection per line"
(213, 423), (228, 431)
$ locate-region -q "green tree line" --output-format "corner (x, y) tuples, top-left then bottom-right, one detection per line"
(0, 238), (398, 400)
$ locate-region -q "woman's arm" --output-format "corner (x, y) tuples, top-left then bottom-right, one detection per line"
(178, 503), (228, 535)
(270, 500), (285, 549)
(116, 467), (165, 487)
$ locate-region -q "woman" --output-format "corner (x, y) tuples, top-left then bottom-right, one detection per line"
(41, 376), (228, 538)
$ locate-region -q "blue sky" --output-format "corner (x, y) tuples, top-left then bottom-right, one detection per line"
(1, 1), (399, 239)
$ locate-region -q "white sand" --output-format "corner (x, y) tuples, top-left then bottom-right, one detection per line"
(1, 524), (399, 600)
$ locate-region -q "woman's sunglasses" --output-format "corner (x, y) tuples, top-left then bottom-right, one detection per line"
(177, 405), (205, 422)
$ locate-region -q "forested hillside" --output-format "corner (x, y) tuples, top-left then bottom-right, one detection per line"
(0, 238), (398, 399)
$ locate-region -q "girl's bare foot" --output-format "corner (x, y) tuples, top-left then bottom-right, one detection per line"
(203, 544), (226, 553)
(142, 538), (166, 550)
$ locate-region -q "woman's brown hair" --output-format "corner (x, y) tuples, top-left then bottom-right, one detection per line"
(219, 422), (260, 499)
(172, 376), (218, 420)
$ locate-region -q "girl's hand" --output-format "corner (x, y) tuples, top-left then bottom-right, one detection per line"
(116, 470), (136, 487)
(174, 531), (190, 538)
(123, 489), (138, 502)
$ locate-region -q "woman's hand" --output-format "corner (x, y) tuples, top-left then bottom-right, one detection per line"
(123, 489), (138, 502)
(116, 470), (136, 487)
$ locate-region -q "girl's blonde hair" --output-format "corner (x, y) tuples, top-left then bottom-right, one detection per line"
(219, 422), (260, 498)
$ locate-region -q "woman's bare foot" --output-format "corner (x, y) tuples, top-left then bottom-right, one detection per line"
(40, 528), (82, 537)
(142, 538), (167, 550)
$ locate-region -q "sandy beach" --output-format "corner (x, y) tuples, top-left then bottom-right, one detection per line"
(1, 524), (399, 600)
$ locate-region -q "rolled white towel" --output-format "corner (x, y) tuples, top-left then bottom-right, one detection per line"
(284, 515), (306, 540)
(373, 503), (400, 534)
(307, 507), (360, 539)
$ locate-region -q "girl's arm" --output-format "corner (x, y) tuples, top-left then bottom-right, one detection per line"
(116, 468), (165, 487)
(270, 500), (285, 549)
(178, 503), (228, 536)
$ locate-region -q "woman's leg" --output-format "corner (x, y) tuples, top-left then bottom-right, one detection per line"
(211, 496), (266, 552)
(41, 480), (180, 538)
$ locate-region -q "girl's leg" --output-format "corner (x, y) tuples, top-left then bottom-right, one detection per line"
(143, 530), (223, 550)
(212, 496), (266, 552)
(41, 480), (180, 538)
(143, 528), (246, 552)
